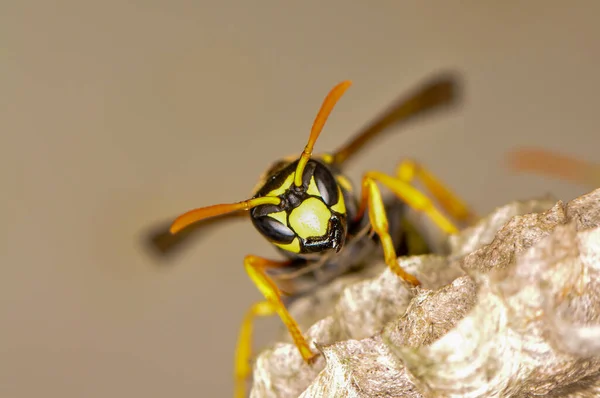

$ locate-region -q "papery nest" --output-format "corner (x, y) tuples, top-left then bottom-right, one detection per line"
(251, 188), (600, 398)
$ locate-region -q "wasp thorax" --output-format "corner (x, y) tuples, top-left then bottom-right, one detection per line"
(250, 159), (348, 255)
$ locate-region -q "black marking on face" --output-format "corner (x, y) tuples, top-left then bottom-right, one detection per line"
(252, 215), (295, 244)
(313, 162), (339, 206)
(302, 215), (346, 253)
(251, 158), (349, 254)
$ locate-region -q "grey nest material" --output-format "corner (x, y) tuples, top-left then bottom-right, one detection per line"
(250, 188), (600, 398)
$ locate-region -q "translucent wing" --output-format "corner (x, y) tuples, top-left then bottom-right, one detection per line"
(142, 211), (247, 259)
(506, 148), (600, 188)
(332, 72), (463, 165)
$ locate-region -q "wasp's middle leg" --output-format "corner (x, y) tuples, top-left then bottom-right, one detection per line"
(234, 300), (276, 398)
(355, 171), (460, 286)
(395, 159), (478, 225)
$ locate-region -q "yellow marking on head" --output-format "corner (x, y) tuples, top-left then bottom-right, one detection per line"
(306, 176), (321, 197)
(336, 175), (353, 193)
(288, 197), (331, 239)
(266, 172), (295, 197)
(274, 237), (301, 253)
(267, 210), (288, 226)
(331, 186), (346, 214)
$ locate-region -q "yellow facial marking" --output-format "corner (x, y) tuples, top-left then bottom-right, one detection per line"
(307, 176), (321, 197)
(331, 186), (346, 214)
(274, 237), (300, 253)
(267, 210), (288, 226)
(288, 197), (331, 239)
(266, 172), (294, 197)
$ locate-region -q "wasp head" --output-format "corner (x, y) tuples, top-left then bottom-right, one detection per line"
(250, 158), (348, 256)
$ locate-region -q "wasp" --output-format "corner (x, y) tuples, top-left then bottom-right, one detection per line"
(146, 73), (478, 398)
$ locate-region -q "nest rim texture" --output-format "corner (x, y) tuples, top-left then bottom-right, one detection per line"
(250, 187), (600, 398)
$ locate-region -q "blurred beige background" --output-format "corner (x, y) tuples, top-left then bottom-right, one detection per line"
(2, 1), (600, 397)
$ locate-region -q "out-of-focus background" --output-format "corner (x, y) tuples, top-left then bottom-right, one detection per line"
(2, 1), (600, 397)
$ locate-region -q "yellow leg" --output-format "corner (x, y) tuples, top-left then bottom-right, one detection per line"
(234, 300), (275, 398)
(234, 255), (317, 398)
(396, 159), (478, 225)
(356, 170), (460, 286)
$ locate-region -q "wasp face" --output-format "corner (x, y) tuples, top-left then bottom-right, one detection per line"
(250, 159), (348, 256)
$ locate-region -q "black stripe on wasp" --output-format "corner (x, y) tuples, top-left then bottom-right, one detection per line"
(143, 72), (479, 398)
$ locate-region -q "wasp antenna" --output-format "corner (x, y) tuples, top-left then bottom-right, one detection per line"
(294, 80), (353, 186)
(169, 196), (281, 234)
(506, 148), (600, 188)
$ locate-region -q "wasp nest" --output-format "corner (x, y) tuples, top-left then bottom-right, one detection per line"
(250, 188), (600, 398)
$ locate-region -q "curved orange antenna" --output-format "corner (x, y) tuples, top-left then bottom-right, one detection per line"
(294, 80), (353, 186)
(506, 148), (600, 188)
(169, 196), (281, 234)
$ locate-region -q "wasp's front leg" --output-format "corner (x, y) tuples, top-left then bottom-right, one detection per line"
(234, 255), (317, 398)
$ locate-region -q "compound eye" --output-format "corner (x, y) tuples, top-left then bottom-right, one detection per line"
(313, 164), (339, 206)
(253, 215), (296, 244)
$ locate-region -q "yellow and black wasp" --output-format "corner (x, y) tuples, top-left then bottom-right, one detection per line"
(145, 73), (478, 397)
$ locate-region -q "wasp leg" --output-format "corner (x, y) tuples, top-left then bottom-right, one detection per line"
(234, 300), (275, 398)
(395, 159), (478, 225)
(234, 255), (317, 397)
(356, 171), (460, 286)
